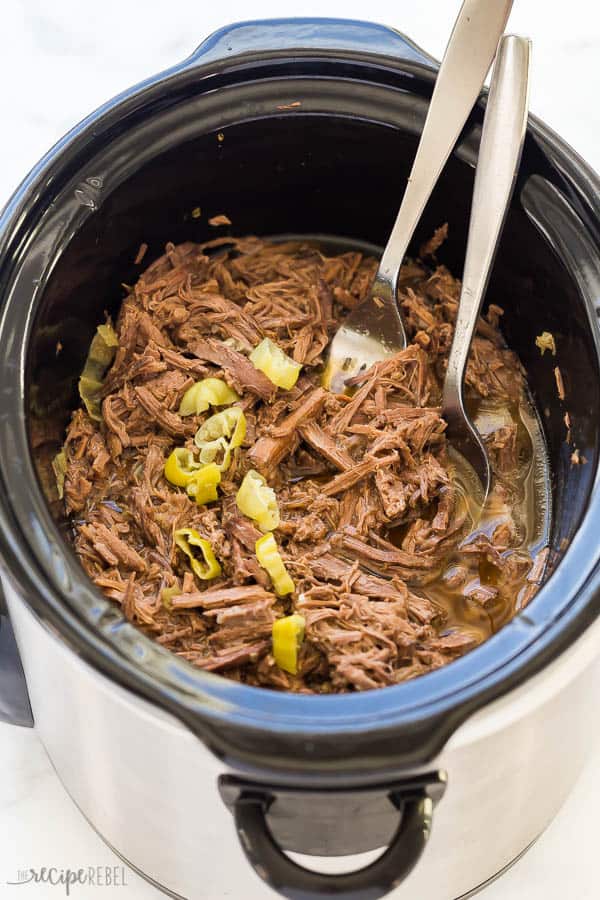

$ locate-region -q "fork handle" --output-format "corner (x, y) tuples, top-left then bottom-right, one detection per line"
(374, 0), (514, 307)
(442, 35), (531, 413)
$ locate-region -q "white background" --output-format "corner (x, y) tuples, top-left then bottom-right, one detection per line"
(0, 1), (599, 898)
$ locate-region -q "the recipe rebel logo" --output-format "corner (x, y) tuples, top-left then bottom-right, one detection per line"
(7, 866), (129, 895)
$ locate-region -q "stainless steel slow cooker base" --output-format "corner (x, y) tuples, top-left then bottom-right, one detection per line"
(8, 585), (600, 900)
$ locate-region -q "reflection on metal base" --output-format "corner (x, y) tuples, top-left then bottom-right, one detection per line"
(98, 838), (186, 900)
(456, 835), (541, 900)
(40, 742), (188, 899)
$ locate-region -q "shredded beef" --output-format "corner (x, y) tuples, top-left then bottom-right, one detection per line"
(61, 234), (544, 692)
(191, 337), (276, 401)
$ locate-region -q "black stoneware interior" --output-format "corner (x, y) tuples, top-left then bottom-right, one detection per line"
(27, 94), (599, 561)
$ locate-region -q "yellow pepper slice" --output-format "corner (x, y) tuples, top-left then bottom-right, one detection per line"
(196, 436), (230, 469)
(188, 482), (219, 506)
(255, 533), (295, 596)
(236, 469), (280, 532)
(52, 449), (67, 500)
(164, 448), (203, 487)
(249, 337), (302, 390)
(194, 407), (246, 472)
(161, 582), (181, 609)
(186, 462), (221, 505)
(79, 322), (119, 421)
(272, 614), (305, 675)
(179, 378), (240, 416)
(174, 528), (222, 580)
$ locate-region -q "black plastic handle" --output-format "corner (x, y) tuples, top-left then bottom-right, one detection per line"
(188, 17), (438, 70)
(220, 774), (446, 900)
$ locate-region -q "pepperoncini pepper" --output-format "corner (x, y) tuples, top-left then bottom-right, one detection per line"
(52, 449), (67, 500)
(249, 337), (302, 390)
(255, 533), (294, 596)
(164, 448), (203, 487)
(79, 322), (119, 421)
(185, 462), (221, 506)
(272, 614), (305, 675)
(161, 582), (181, 609)
(236, 469), (280, 531)
(179, 377), (240, 417)
(194, 407), (246, 472)
(174, 528), (221, 580)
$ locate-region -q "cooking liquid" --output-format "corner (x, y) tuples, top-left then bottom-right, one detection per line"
(284, 236), (552, 649)
(409, 393), (551, 646)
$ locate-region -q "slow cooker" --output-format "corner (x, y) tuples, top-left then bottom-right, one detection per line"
(1, 18), (600, 900)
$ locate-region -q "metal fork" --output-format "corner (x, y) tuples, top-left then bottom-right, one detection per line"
(324, 0), (514, 393)
(441, 34), (531, 500)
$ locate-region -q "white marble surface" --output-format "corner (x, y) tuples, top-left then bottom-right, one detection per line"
(1, 1), (599, 898)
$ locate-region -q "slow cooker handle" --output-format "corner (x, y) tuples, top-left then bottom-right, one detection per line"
(187, 18), (439, 70)
(220, 773), (446, 900)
